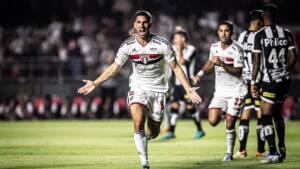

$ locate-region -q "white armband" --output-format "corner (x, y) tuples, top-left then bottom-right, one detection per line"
(197, 70), (205, 77)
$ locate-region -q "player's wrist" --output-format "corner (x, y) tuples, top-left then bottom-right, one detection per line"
(92, 81), (97, 87)
(219, 61), (225, 67)
(197, 70), (205, 77)
(250, 80), (256, 85)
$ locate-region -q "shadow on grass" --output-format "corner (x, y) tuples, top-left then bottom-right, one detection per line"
(0, 163), (101, 169)
(155, 158), (294, 169)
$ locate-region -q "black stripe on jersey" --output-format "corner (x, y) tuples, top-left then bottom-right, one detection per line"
(242, 31), (250, 44)
(120, 37), (135, 48)
(153, 39), (162, 45)
(241, 31), (251, 71)
(132, 56), (163, 65)
(152, 36), (170, 45)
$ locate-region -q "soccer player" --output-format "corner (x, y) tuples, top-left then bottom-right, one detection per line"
(161, 30), (205, 140)
(193, 21), (246, 161)
(251, 4), (297, 163)
(77, 10), (202, 169)
(235, 10), (267, 158)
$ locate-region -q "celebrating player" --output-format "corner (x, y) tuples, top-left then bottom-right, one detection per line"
(77, 10), (202, 169)
(193, 21), (247, 161)
(251, 4), (297, 163)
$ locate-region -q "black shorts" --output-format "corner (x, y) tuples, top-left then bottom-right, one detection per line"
(171, 85), (191, 104)
(244, 83), (260, 111)
(259, 79), (291, 104)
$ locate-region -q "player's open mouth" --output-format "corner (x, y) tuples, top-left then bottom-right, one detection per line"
(139, 29), (147, 36)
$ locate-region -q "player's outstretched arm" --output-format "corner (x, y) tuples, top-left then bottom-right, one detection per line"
(169, 60), (202, 104)
(192, 59), (214, 85)
(77, 62), (122, 95)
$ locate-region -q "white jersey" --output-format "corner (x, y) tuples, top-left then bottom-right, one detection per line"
(172, 44), (196, 86)
(115, 34), (175, 93)
(209, 41), (247, 96)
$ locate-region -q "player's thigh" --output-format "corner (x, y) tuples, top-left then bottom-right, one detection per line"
(240, 108), (251, 120)
(127, 89), (149, 130)
(242, 92), (254, 119)
(208, 95), (226, 125)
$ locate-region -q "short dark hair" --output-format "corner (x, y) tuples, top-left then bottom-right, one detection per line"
(134, 10), (152, 23)
(263, 3), (278, 22)
(249, 9), (263, 22)
(174, 31), (188, 41)
(218, 20), (234, 33)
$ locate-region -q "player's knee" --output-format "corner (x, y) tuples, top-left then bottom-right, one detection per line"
(134, 121), (144, 131)
(208, 119), (219, 127)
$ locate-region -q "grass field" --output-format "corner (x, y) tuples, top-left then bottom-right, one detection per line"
(0, 120), (300, 169)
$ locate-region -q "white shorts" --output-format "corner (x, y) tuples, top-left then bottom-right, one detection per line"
(209, 93), (244, 117)
(127, 88), (166, 122)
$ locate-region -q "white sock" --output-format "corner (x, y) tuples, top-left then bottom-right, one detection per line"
(134, 131), (148, 166)
(170, 114), (178, 126)
(226, 129), (236, 154)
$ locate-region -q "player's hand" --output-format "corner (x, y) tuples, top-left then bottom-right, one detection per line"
(187, 87), (202, 104)
(77, 80), (96, 95)
(250, 84), (259, 98)
(211, 56), (222, 66)
(192, 75), (201, 86)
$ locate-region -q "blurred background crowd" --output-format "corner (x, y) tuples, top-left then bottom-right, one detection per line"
(1, 0), (300, 120)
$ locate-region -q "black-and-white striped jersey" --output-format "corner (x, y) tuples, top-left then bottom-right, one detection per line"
(115, 34), (176, 93)
(172, 44), (196, 86)
(253, 25), (296, 83)
(238, 30), (256, 83)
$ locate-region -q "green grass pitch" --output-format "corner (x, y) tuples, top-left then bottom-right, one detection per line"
(1, 120), (300, 169)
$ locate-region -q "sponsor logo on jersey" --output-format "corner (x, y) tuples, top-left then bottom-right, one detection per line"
(150, 48), (158, 52)
(243, 43), (253, 51)
(264, 38), (288, 47)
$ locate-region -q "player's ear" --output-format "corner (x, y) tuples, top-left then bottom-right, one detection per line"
(149, 22), (152, 28)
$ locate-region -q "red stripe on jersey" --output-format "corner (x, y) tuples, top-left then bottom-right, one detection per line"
(225, 57), (234, 62)
(130, 54), (140, 59)
(129, 54), (161, 60)
(148, 54), (161, 58)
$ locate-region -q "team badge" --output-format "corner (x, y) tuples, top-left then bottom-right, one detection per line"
(140, 54), (149, 64)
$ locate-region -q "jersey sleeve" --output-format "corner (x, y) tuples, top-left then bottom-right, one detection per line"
(115, 42), (129, 66)
(208, 45), (214, 60)
(253, 31), (262, 53)
(163, 41), (176, 63)
(234, 46), (244, 67)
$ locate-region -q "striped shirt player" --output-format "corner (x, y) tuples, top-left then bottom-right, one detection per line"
(238, 30), (260, 110)
(208, 40), (247, 117)
(172, 44), (196, 86)
(252, 25), (295, 104)
(115, 33), (175, 122)
(171, 44), (196, 101)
